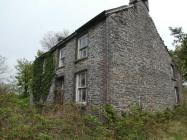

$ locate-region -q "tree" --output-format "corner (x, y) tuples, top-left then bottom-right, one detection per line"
(15, 59), (33, 97)
(169, 27), (186, 47)
(0, 55), (8, 82)
(169, 27), (187, 81)
(40, 30), (70, 51)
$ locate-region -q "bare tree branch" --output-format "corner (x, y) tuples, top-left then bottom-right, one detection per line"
(0, 55), (8, 75)
(40, 30), (70, 51)
(0, 55), (8, 82)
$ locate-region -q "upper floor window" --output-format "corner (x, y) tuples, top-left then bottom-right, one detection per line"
(77, 34), (88, 60)
(59, 48), (65, 67)
(75, 71), (87, 104)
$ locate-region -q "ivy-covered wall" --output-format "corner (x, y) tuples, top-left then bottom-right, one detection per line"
(32, 52), (55, 103)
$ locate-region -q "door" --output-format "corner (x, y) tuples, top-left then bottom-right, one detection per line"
(55, 77), (64, 104)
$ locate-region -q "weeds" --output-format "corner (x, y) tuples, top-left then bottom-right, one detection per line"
(0, 89), (187, 140)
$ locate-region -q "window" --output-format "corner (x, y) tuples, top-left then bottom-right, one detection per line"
(77, 34), (88, 60)
(171, 64), (175, 79)
(175, 87), (180, 104)
(56, 77), (64, 91)
(75, 71), (87, 104)
(59, 48), (65, 67)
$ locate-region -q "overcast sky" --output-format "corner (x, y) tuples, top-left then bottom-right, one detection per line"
(0, 0), (187, 77)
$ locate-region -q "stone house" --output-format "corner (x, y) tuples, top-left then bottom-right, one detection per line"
(38, 0), (183, 111)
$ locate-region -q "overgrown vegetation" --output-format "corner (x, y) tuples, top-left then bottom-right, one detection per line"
(32, 52), (55, 103)
(169, 27), (187, 81)
(15, 59), (33, 97)
(1, 27), (187, 140)
(0, 88), (187, 140)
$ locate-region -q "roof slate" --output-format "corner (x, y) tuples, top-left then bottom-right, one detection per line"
(42, 4), (133, 56)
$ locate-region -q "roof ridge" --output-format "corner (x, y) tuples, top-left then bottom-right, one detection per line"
(106, 4), (133, 14)
(47, 4), (134, 53)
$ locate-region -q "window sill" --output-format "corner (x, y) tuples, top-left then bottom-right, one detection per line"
(172, 78), (177, 81)
(74, 57), (88, 64)
(56, 66), (65, 70)
(174, 104), (180, 108)
(76, 102), (87, 106)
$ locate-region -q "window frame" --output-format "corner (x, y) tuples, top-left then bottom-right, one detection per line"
(76, 33), (89, 60)
(174, 87), (180, 104)
(171, 64), (176, 80)
(55, 76), (64, 91)
(75, 70), (87, 104)
(58, 48), (65, 68)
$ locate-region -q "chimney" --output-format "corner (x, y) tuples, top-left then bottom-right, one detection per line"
(129, 0), (149, 11)
(142, 0), (149, 11)
(129, 0), (137, 4)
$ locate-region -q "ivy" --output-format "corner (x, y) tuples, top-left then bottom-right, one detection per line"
(32, 52), (55, 103)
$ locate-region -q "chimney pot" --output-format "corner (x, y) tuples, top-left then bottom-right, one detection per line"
(129, 0), (149, 11)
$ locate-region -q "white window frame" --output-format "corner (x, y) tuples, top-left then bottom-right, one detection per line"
(59, 48), (65, 67)
(75, 71), (87, 104)
(77, 34), (88, 60)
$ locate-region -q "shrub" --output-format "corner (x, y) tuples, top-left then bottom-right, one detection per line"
(0, 91), (187, 140)
(32, 52), (55, 103)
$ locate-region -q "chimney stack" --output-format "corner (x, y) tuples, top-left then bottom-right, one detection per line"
(129, 0), (149, 11)
(142, 0), (149, 11)
(129, 0), (137, 4)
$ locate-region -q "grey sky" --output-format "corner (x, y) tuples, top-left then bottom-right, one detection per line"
(0, 0), (187, 77)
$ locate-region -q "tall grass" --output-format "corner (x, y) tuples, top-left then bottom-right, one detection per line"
(0, 88), (187, 140)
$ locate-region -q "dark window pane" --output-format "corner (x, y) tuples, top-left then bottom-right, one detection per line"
(81, 74), (86, 87)
(78, 34), (88, 59)
(82, 48), (87, 58)
(76, 71), (87, 103)
(79, 34), (88, 49)
(82, 89), (86, 101)
(175, 87), (179, 104)
(79, 89), (82, 102)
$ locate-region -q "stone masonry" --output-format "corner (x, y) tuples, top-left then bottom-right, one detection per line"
(44, 0), (183, 112)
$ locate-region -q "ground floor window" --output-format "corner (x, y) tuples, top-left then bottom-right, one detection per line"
(175, 87), (180, 104)
(75, 71), (87, 104)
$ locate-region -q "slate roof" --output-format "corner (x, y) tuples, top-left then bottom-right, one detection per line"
(45, 4), (134, 54)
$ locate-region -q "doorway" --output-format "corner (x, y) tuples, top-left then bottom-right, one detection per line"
(55, 77), (64, 104)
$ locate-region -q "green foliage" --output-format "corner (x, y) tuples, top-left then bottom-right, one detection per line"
(0, 91), (187, 140)
(103, 104), (118, 124)
(83, 114), (110, 138)
(32, 52), (55, 103)
(36, 49), (45, 58)
(102, 105), (147, 140)
(169, 27), (187, 81)
(38, 133), (52, 140)
(169, 27), (186, 46)
(15, 58), (33, 97)
(32, 56), (44, 102)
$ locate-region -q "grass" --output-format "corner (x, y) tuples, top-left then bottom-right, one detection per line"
(0, 88), (186, 140)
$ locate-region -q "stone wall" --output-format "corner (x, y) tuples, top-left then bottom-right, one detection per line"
(106, 1), (182, 111)
(48, 21), (107, 106)
(46, 0), (183, 112)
